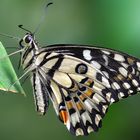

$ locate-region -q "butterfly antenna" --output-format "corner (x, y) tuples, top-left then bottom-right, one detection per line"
(0, 33), (21, 41)
(33, 2), (53, 35)
(18, 25), (32, 34)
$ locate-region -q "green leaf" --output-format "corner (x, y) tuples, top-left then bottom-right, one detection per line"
(0, 42), (25, 95)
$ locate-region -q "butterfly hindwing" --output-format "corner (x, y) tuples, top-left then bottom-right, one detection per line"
(46, 72), (109, 136)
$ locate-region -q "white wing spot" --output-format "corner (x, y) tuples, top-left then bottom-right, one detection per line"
(102, 105), (108, 114)
(119, 67), (128, 77)
(102, 71), (109, 78)
(123, 82), (130, 89)
(102, 77), (110, 88)
(91, 61), (101, 69)
(131, 68), (135, 74)
(81, 111), (92, 125)
(121, 63), (128, 68)
(102, 50), (110, 55)
(119, 92), (125, 98)
(71, 112), (79, 127)
(128, 90), (133, 94)
(136, 62), (140, 70)
(114, 54), (125, 62)
(95, 114), (101, 126)
(76, 128), (84, 136)
(132, 79), (139, 87)
(138, 87), (140, 91)
(106, 92), (111, 101)
(111, 98), (115, 103)
(102, 55), (108, 66)
(66, 119), (70, 130)
(83, 50), (92, 60)
(112, 82), (120, 90)
(87, 126), (93, 133)
(84, 99), (93, 112)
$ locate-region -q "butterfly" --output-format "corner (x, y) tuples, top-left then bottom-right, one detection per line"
(17, 26), (140, 136)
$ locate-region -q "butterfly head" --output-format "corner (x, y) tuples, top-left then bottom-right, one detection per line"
(18, 25), (37, 49)
(19, 33), (38, 69)
(19, 33), (38, 50)
(19, 33), (33, 48)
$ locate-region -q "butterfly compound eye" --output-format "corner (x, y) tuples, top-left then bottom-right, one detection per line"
(25, 35), (32, 44)
(75, 63), (88, 74)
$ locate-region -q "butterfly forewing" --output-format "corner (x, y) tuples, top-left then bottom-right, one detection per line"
(21, 40), (140, 136)
(41, 45), (140, 101)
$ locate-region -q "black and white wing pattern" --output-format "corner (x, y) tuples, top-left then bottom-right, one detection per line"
(32, 45), (140, 136)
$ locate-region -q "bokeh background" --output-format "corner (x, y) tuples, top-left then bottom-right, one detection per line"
(0, 0), (140, 140)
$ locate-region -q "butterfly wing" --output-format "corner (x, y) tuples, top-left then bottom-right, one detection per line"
(35, 45), (140, 135)
(43, 45), (140, 101)
(47, 72), (109, 136)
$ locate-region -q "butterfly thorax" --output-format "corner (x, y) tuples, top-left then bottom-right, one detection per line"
(19, 34), (40, 70)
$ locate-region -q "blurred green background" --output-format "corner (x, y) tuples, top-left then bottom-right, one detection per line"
(0, 0), (140, 140)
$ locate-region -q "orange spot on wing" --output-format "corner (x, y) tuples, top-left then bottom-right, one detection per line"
(59, 110), (68, 124)
(86, 79), (93, 86)
(79, 94), (86, 101)
(67, 101), (73, 109)
(76, 102), (83, 111)
(85, 89), (93, 97)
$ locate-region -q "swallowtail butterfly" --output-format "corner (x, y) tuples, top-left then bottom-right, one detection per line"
(3, 2), (139, 136)
(18, 28), (140, 136)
